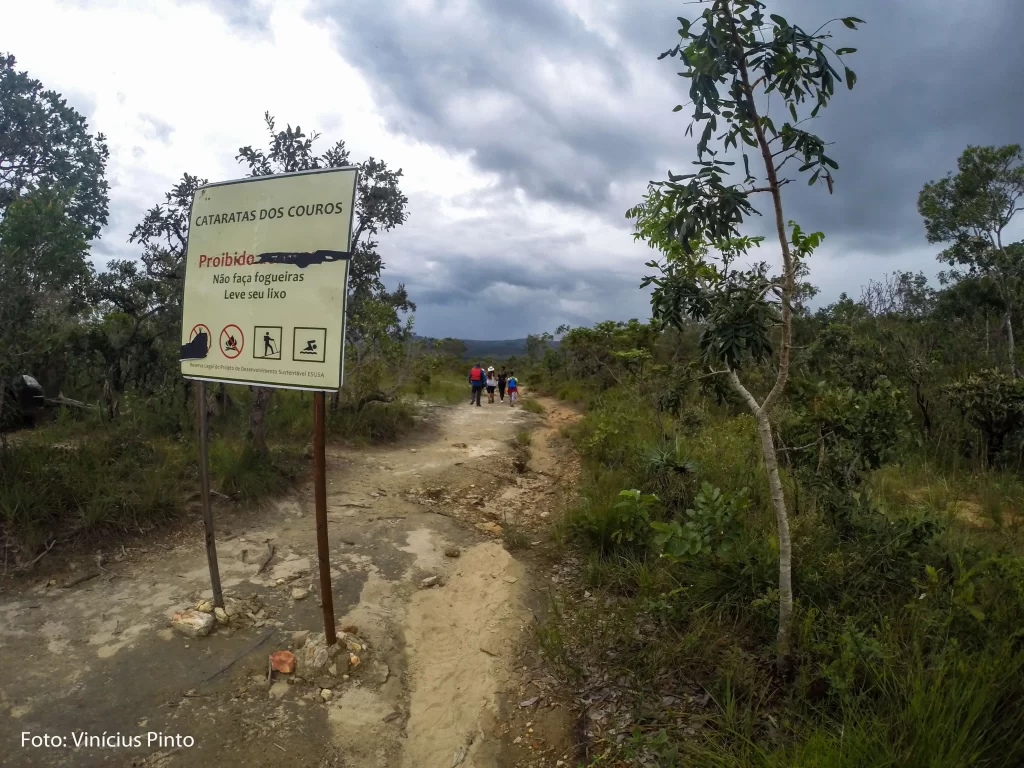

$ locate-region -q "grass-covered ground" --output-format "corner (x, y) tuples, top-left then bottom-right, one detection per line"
(0, 373), (479, 561)
(541, 385), (1024, 767)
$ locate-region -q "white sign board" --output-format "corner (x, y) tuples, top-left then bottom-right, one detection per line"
(179, 167), (358, 391)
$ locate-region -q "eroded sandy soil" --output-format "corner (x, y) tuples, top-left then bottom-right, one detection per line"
(0, 395), (580, 768)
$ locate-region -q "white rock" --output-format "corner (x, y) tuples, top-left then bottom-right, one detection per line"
(302, 632), (339, 675)
(171, 610), (214, 638)
(291, 587), (308, 601)
(420, 576), (439, 588)
(321, 688), (333, 702)
(269, 681), (290, 699)
(371, 660), (390, 685)
(195, 600), (214, 613)
(292, 630), (310, 649)
(214, 607), (229, 624)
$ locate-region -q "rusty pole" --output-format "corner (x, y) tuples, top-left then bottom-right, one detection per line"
(196, 380), (224, 608)
(313, 391), (337, 645)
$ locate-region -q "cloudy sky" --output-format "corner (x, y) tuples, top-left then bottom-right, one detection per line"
(6, 0), (1024, 339)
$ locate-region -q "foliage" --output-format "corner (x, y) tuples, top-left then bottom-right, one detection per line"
(783, 377), (912, 491)
(946, 369), (1024, 464)
(919, 144), (1024, 375)
(0, 53), (109, 236)
(653, 482), (748, 560)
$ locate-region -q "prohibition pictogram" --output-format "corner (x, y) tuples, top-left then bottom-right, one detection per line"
(220, 324), (244, 359)
(189, 323), (212, 353)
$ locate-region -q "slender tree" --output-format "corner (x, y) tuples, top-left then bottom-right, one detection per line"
(629, 1), (861, 667)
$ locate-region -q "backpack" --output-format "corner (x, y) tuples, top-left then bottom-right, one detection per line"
(470, 366), (484, 382)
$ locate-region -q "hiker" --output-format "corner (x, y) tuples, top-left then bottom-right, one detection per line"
(486, 367), (498, 404)
(468, 362), (486, 406)
(507, 371), (519, 407)
(497, 367), (508, 401)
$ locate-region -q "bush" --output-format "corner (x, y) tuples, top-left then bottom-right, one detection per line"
(541, 376), (1024, 767)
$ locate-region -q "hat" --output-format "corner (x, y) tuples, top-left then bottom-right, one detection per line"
(487, 366), (495, 372)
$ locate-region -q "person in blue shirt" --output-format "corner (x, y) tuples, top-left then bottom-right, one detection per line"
(507, 372), (518, 407)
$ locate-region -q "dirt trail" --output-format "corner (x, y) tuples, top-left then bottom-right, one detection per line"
(0, 394), (579, 767)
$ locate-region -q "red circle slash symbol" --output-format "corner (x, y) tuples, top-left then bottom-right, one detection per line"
(189, 324), (212, 352)
(220, 325), (244, 359)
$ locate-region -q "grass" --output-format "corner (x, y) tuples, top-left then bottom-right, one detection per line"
(502, 521), (531, 551)
(521, 397), (546, 415)
(0, 425), (189, 555)
(402, 371), (471, 405)
(539, 382), (1024, 767)
(1, 377), (431, 559)
(516, 428), (533, 446)
(209, 439), (303, 502)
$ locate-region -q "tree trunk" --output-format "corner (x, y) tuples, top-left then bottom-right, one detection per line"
(730, 371), (793, 668)
(248, 387), (274, 456)
(1006, 309), (1017, 378)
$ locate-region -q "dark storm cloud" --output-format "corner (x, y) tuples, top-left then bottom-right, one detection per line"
(310, 0), (677, 210)
(316, 0), (1024, 247)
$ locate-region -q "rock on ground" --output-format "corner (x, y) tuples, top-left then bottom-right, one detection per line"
(171, 609), (215, 638)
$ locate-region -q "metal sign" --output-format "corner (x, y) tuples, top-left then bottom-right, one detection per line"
(179, 167), (359, 392)
(180, 167), (356, 645)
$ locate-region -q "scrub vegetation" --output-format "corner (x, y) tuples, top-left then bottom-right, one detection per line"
(4, 2), (1024, 764)
(502, 3), (1024, 764)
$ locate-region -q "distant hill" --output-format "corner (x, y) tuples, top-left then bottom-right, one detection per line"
(415, 336), (558, 360)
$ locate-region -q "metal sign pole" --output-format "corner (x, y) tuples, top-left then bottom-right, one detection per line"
(313, 391), (337, 645)
(196, 380), (224, 608)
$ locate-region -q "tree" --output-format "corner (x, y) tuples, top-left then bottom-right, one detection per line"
(629, 1), (862, 667)
(0, 53), (109, 238)
(525, 332), (553, 363)
(0, 189), (93, 424)
(91, 260), (168, 418)
(234, 113), (414, 451)
(919, 145), (1024, 376)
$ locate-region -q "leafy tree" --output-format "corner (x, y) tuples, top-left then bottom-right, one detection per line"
(237, 113), (415, 350)
(128, 173), (205, 311)
(0, 53), (109, 238)
(436, 337), (468, 359)
(629, 1), (862, 666)
(525, 332), (554, 363)
(919, 145), (1024, 376)
(91, 260), (169, 418)
(946, 369), (1024, 466)
(0, 189), (93, 424)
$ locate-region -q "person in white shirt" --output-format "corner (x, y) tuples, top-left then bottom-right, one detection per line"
(485, 367), (498, 403)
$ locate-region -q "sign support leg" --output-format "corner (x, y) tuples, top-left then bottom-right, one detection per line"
(196, 380), (224, 608)
(314, 391), (337, 645)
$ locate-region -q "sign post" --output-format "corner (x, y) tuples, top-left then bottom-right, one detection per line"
(195, 380), (224, 608)
(180, 167), (359, 645)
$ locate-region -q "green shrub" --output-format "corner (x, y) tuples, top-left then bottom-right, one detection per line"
(652, 483), (748, 560)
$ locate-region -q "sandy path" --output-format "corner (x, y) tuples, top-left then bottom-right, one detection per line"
(0, 393), (572, 767)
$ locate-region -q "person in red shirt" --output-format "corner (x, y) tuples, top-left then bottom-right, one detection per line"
(468, 363), (486, 406)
